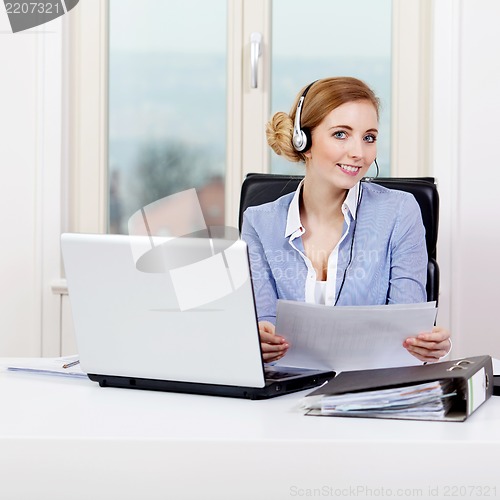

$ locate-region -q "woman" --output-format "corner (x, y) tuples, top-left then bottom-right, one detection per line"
(241, 77), (450, 364)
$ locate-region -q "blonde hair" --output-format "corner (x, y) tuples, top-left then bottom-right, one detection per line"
(266, 77), (380, 163)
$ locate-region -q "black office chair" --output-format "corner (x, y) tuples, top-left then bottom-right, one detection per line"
(239, 173), (439, 303)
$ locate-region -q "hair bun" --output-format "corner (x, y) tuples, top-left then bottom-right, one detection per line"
(266, 112), (303, 163)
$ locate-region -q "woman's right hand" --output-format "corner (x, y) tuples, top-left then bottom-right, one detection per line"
(258, 321), (289, 363)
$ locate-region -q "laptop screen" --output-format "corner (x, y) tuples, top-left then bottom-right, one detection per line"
(61, 233), (266, 387)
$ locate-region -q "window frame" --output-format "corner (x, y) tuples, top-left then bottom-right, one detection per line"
(67, 0), (432, 233)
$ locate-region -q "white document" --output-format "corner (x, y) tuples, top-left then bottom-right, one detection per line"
(275, 300), (438, 372)
(1, 355), (87, 379)
(493, 358), (500, 375)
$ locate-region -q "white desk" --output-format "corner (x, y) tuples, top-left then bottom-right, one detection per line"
(1, 366), (500, 500)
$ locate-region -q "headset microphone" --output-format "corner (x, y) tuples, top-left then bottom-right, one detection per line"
(292, 80), (318, 152)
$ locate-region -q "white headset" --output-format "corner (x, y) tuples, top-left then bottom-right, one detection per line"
(292, 80), (318, 152)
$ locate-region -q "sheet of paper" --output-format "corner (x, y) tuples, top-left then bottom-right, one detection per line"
(493, 358), (500, 375)
(0, 355), (87, 378)
(275, 301), (437, 372)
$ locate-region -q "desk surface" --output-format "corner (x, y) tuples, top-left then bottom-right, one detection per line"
(2, 364), (500, 500)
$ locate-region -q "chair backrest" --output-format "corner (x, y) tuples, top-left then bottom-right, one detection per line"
(239, 173), (440, 303)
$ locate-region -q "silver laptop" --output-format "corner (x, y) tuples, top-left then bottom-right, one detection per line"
(61, 233), (334, 399)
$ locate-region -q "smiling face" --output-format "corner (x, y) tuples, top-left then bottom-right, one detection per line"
(304, 99), (378, 191)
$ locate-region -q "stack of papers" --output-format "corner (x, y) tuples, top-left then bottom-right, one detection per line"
(303, 380), (457, 420)
(1, 355), (86, 379)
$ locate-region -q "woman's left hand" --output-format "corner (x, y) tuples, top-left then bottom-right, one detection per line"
(403, 326), (451, 363)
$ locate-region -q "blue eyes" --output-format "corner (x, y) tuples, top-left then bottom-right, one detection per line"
(332, 131), (377, 143)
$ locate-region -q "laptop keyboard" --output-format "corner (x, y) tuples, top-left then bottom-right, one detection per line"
(264, 369), (300, 380)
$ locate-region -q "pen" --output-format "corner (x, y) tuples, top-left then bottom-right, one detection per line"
(62, 360), (80, 369)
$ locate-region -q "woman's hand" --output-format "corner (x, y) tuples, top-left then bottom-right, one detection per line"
(258, 321), (289, 363)
(403, 326), (451, 363)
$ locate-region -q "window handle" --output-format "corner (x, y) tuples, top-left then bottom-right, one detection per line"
(250, 32), (262, 89)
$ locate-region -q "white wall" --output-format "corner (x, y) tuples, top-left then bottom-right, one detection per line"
(1, 0), (500, 359)
(457, 1), (500, 356)
(432, 0), (500, 359)
(0, 10), (63, 356)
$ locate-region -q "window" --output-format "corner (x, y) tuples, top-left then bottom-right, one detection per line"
(270, 0), (392, 176)
(108, 0), (227, 234)
(69, 0), (429, 236)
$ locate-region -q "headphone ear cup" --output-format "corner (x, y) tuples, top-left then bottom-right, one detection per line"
(293, 127), (312, 152)
(292, 80), (318, 152)
(292, 130), (305, 151)
(301, 127), (312, 153)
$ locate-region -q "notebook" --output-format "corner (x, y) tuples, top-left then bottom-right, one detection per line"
(61, 233), (334, 399)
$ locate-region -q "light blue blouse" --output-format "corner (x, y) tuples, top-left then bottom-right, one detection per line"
(241, 180), (428, 324)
